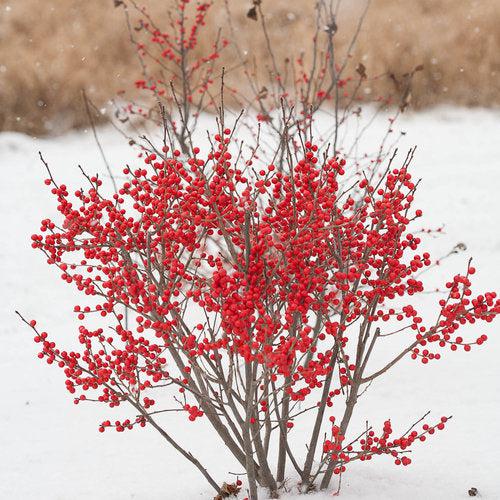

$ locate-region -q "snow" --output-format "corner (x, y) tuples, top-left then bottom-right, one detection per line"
(0, 107), (499, 499)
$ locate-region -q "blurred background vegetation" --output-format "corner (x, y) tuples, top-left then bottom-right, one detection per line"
(1, 0), (499, 136)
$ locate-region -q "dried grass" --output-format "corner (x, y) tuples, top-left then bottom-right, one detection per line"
(0, 0), (498, 135)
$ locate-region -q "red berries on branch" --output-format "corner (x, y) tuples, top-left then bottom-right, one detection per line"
(22, 129), (499, 498)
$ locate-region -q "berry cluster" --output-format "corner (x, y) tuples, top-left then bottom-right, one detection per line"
(25, 130), (499, 496)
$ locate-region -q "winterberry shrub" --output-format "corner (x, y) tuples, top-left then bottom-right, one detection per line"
(21, 124), (499, 499)
(114, 0), (408, 172)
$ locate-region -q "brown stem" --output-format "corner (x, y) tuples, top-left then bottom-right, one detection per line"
(301, 344), (339, 485)
(320, 383), (360, 490)
(244, 362), (259, 500)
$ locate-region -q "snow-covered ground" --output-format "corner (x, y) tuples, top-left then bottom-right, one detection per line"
(1, 108), (499, 499)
